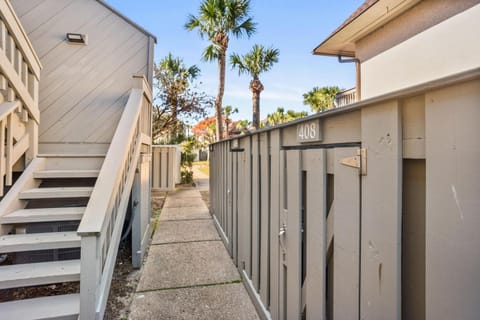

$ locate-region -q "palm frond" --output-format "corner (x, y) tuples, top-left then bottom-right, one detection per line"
(202, 44), (221, 62)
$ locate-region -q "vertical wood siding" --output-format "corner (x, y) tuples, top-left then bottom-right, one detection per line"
(11, 0), (152, 145)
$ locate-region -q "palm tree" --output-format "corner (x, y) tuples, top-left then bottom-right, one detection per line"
(266, 107), (307, 126)
(185, 0), (256, 141)
(223, 105), (238, 138)
(303, 86), (340, 113)
(230, 44), (279, 129)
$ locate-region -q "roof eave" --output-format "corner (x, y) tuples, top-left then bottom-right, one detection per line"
(312, 0), (422, 58)
(97, 0), (157, 43)
(312, 48), (355, 58)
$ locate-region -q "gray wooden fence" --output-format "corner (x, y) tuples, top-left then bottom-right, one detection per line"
(209, 71), (480, 320)
(152, 145), (180, 191)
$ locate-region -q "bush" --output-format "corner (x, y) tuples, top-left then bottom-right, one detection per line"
(180, 137), (196, 185)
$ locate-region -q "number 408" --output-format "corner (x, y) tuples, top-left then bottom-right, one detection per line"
(298, 122), (316, 140)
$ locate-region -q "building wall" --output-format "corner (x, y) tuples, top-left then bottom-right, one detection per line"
(356, 0), (480, 62)
(359, 3), (480, 99)
(10, 0), (154, 149)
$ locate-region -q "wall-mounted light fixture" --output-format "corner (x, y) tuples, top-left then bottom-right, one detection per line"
(66, 33), (87, 45)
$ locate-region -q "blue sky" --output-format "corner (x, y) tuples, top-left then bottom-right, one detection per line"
(106, 0), (364, 122)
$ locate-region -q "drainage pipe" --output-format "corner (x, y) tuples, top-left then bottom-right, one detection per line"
(338, 56), (361, 101)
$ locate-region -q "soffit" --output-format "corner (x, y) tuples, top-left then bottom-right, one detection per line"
(313, 0), (422, 57)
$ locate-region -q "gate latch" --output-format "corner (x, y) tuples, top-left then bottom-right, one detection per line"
(340, 148), (367, 176)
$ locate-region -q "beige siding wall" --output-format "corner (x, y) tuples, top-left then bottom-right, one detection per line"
(359, 3), (480, 99)
(10, 0), (153, 147)
(356, 0), (480, 62)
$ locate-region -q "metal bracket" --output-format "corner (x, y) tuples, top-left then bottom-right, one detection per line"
(339, 148), (367, 175)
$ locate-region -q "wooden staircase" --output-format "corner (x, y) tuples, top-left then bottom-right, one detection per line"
(0, 155), (104, 319)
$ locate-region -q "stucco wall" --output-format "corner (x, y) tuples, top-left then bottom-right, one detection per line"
(10, 0), (154, 147)
(360, 3), (480, 99)
(356, 0), (480, 62)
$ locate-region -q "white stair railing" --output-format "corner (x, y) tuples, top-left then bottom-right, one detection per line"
(335, 87), (357, 107)
(0, 0), (42, 196)
(77, 76), (152, 319)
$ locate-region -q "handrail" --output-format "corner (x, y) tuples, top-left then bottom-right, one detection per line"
(0, 0), (41, 77)
(77, 76), (152, 319)
(0, 0), (41, 195)
(335, 87), (357, 107)
(0, 99), (19, 121)
(77, 88), (144, 235)
(0, 0), (42, 124)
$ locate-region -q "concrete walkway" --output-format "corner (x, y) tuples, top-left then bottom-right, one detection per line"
(129, 181), (259, 319)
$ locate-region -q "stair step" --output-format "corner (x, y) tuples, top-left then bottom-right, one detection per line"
(0, 207), (85, 224)
(0, 293), (79, 319)
(0, 232), (80, 253)
(38, 153), (106, 158)
(19, 187), (93, 200)
(0, 260), (80, 289)
(34, 170), (100, 179)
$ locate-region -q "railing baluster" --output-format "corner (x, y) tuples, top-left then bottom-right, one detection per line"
(0, 74), (6, 90)
(5, 113), (12, 185)
(27, 73), (39, 109)
(6, 34), (13, 62)
(0, 20), (6, 50)
(6, 85), (14, 101)
(21, 61), (28, 85)
(14, 48), (21, 73)
(0, 119), (4, 195)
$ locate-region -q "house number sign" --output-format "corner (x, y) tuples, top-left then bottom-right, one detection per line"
(297, 119), (322, 143)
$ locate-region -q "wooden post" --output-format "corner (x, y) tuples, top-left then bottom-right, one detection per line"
(5, 113), (12, 185)
(286, 150), (302, 320)
(333, 148), (361, 319)
(356, 60), (361, 101)
(79, 235), (101, 319)
(269, 130), (281, 320)
(304, 149), (327, 320)
(131, 167), (141, 268)
(360, 101), (402, 320)
(26, 118), (37, 164)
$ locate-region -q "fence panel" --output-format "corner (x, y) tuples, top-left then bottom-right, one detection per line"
(285, 150), (302, 319)
(209, 76), (480, 320)
(333, 147), (361, 319)
(304, 149), (327, 320)
(259, 132), (270, 306)
(151, 145), (180, 191)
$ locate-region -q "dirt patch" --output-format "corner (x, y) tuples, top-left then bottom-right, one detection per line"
(200, 190), (210, 209)
(104, 244), (142, 320)
(0, 280), (79, 302)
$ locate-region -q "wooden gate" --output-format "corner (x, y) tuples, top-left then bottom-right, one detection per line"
(277, 147), (361, 320)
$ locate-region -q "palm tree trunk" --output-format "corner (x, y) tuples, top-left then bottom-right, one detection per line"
(216, 51), (226, 140)
(250, 79), (264, 129)
(171, 97), (178, 138)
(252, 91), (260, 129)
